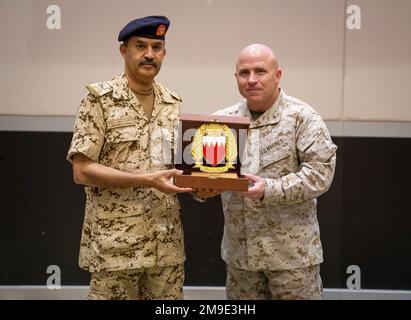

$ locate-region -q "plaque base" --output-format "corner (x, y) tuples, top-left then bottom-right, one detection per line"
(175, 173), (249, 192)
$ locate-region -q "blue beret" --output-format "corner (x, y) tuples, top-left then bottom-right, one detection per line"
(118, 15), (170, 42)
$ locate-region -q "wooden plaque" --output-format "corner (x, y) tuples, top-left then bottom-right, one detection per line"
(174, 113), (250, 191)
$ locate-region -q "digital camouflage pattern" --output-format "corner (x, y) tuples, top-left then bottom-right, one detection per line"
(214, 89), (337, 271)
(67, 74), (184, 273)
(88, 263), (184, 300)
(226, 264), (322, 300)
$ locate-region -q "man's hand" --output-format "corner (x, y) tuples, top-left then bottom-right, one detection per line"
(239, 174), (265, 200)
(148, 169), (193, 194)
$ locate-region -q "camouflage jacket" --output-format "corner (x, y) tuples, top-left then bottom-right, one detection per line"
(214, 89), (337, 271)
(67, 74), (184, 272)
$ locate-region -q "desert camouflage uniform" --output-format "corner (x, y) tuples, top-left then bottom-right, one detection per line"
(67, 74), (184, 299)
(88, 264), (184, 300)
(226, 264), (322, 300)
(214, 89), (337, 299)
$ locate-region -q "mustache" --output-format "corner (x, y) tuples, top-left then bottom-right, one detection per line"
(139, 60), (157, 67)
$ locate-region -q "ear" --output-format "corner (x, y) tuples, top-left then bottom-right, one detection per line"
(275, 68), (283, 83)
(163, 48), (167, 57)
(119, 43), (127, 59)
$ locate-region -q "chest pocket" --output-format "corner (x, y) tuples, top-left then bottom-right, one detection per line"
(105, 117), (141, 144)
(155, 111), (178, 165)
(260, 135), (291, 167)
(159, 112), (178, 142)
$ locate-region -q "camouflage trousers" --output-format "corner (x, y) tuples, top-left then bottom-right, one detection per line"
(88, 264), (184, 300)
(226, 264), (322, 300)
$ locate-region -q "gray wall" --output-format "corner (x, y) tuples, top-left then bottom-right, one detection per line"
(0, 0), (410, 122)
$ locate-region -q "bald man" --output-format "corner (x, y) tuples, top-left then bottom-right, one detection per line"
(213, 44), (338, 300)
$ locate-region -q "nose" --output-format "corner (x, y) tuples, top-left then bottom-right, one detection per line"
(247, 72), (257, 85)
(144, 47), (154, 60)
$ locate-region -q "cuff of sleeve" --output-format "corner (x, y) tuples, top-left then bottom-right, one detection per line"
(66, 147), (100, 164)
(262, 178), (284, 205)
(66, 150), (78, 164)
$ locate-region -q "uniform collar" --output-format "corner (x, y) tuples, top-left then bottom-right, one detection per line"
(249, 89), (285, 128)
(112, 73), (175, 104)
(112, 74), (132, 100)
(153, 82), (177, 104)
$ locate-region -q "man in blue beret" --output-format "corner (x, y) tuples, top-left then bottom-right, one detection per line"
(67, 15), (192, 300)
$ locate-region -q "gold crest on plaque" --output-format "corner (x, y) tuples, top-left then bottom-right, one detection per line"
(191, 123), (237, 173)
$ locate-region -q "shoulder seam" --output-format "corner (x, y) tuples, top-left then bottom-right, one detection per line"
(166, 87), (182, 102)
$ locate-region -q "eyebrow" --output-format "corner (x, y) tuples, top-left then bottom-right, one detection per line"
(134, 39), (164, 46)
(239, 66), (267, 71)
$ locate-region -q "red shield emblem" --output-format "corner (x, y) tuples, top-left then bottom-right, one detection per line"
(202, 136), (226, 166)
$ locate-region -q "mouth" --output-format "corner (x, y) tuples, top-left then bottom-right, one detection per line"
(139, 62), (157, 68)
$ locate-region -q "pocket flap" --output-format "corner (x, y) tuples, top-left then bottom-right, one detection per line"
(261, 146), (291, 168)
(107, 116), (135, 130)
(105, 124), (140, 144)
